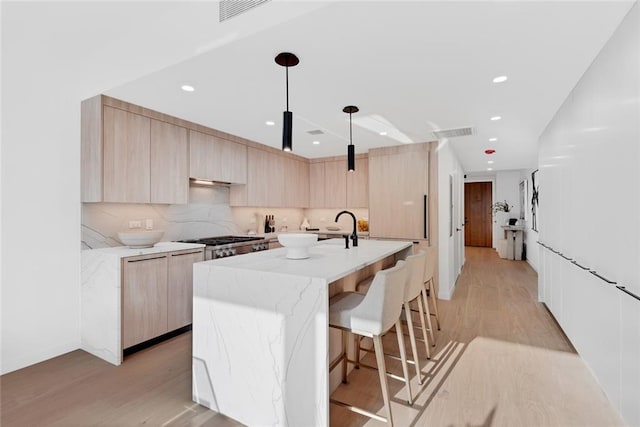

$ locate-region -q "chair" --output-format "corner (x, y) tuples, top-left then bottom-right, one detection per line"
(329, 261), (412, 426)
(423, 246), (441, 337)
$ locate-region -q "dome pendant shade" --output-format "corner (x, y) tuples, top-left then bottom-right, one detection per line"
(282, 111), (293, 152)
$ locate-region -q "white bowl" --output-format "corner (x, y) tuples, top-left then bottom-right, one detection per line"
(117, 230), (164, 248)
(277, 233), (318, 259)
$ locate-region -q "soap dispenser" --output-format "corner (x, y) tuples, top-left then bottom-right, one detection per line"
(301, 217), (310, 231)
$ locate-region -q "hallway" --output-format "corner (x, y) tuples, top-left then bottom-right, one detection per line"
(1, 248), (624, 426)
(330, 247), (624, 426)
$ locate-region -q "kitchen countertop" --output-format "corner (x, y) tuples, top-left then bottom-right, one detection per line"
(83, 241), (204, 258)
(254, 229), (369, 241)
(192, 238), (412, 426)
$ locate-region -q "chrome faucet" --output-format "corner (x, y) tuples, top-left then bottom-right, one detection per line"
(335, 210), (358, 247)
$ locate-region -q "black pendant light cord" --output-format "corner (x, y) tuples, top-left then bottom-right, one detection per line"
(349, 111), (353, 145)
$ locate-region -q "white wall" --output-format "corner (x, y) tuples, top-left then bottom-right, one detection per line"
(436, 141), (464, 300)
(0, 2), (218, 375)
(537, 4), (639, 425)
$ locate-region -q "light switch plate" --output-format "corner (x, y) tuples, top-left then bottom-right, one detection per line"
(145, 219), (153, 230)
(129, 220), (142, 229)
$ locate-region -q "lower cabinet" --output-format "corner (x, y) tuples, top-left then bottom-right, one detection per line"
(122, 248), (204, 349)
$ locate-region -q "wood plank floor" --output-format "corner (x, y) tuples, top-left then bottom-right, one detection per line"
(1, 247), (624, 426)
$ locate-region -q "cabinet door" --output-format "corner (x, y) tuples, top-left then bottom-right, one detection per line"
(189, 130), (247, 184)
(309, 162), (325, 208)
(324, 159), (348, 208)
(122, 255), (168, 348)
(150, 120), (188, 204)
(284, 158), (309, 207)
(347, 157), (368, 208)
(369, 146), (429, 239)
(167, 249), (204, 331)
(247, 148), (285, 207)
(103, 106), (151, 203)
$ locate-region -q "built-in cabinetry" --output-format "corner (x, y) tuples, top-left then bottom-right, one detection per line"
(82, 96), (189, 204)
(122, 248), (204, 349)
(230, 146), (309, 207)
(189, 130), (247, 184)
(308, 155), (368, 208)
(368, 143), (430, 240)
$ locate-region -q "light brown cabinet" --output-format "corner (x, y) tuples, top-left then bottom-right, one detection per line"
(308, 155), (368, 209)
(324, 159), (348, 208)
(167, 249), (205, 331)
(122, 248), (204, 349)
(122, 254), (168, 349)
(189, 130), (247, 184)
(347, 157), (368, 208)
(230, 147), (309, 207)
(82, 97), (189, 204)
(151, 119), (189, 204)
(103, 106), (151, 203)
(368, 143), (430, 240)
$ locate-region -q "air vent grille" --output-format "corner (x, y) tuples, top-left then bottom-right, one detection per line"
(219, 0), (271, 22)
(307, 129), (324, 135)
(431, 127), (475, 139)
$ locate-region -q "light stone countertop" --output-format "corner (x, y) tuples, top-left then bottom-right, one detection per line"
(197, 238), (410, 288)
(82, 241), (205, 258)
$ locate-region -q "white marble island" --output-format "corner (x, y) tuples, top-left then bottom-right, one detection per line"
(192, 238), (413, 427)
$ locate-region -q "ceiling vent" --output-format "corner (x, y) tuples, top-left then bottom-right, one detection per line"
(431, 127), (475, 139)
(219, 0), (271, 22)
(306, 129), (325, 135)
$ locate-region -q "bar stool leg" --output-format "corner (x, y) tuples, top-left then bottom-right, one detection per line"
(403, 302), (423, 384)
(429, 278), (441, 330)
(341, 330), (348, 384)
(354, 335), (361, 369)
(416, 294), (431, 359)
(372, 335), (394, 427)
(394, 320), (413, 406)
(421, 286), (436, 346)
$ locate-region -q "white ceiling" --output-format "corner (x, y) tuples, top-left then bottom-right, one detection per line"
(104, 1), (635, 172)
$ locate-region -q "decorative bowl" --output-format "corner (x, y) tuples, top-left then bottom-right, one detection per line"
(277, 233), (318, 259)
(117, 230), (164, 248)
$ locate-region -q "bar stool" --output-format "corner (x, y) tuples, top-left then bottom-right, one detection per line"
(423, 246), (441, 336)
(329, 261), (412, 426)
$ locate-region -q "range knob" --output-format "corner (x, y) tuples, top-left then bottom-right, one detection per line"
(229, 248), (236, 256)
(215, 250), (223, 258)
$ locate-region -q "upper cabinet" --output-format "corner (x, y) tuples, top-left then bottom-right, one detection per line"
(230, 147), (308, 208)
(347, 157), (368, 208)
(368, 143), (430, 240)
(189, 130), (247, 184)
(308, 155), (368, 209)
(82, 96), (188, 204)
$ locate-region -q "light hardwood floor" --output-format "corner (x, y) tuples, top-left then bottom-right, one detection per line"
(1, 247), (624, 426)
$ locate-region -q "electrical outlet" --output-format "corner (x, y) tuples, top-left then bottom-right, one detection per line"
(145, 219), (153, 230)
(129, 220), (142, 229)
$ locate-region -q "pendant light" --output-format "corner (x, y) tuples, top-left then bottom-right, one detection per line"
(275, 52), (299, 152)
(343, 105), (359, 171)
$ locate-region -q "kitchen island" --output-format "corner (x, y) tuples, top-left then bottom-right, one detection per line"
(192, 238), (413, 426)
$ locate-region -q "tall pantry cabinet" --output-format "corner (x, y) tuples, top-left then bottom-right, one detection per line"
(368, 142), (431, 241)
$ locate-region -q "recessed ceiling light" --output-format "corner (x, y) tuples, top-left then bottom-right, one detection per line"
(493, 75), (508, 83)
(265, 121), (275, 126)
(488, 160), (494, 164)
(489, 137), (498, 142)
(490, 116), (502, 121)
(487, 167), (493, 171)
(379, 131), (387, 136)
(181, 85), (195, 92)
(312, 140), (320, 145)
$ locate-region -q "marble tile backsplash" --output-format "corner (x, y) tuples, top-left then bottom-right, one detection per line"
(82, 184), (370, 249)
(81, 186), (239, 249)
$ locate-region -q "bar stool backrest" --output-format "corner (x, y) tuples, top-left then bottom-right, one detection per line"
(404, 251), (427, 302)
(424, 246), (437, 283)
(351, 260), (407, 336)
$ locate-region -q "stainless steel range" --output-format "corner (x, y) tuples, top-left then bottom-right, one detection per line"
(177, 235), (268, 260)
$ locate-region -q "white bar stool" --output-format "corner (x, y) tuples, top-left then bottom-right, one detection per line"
(329, 261), (412, 426)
